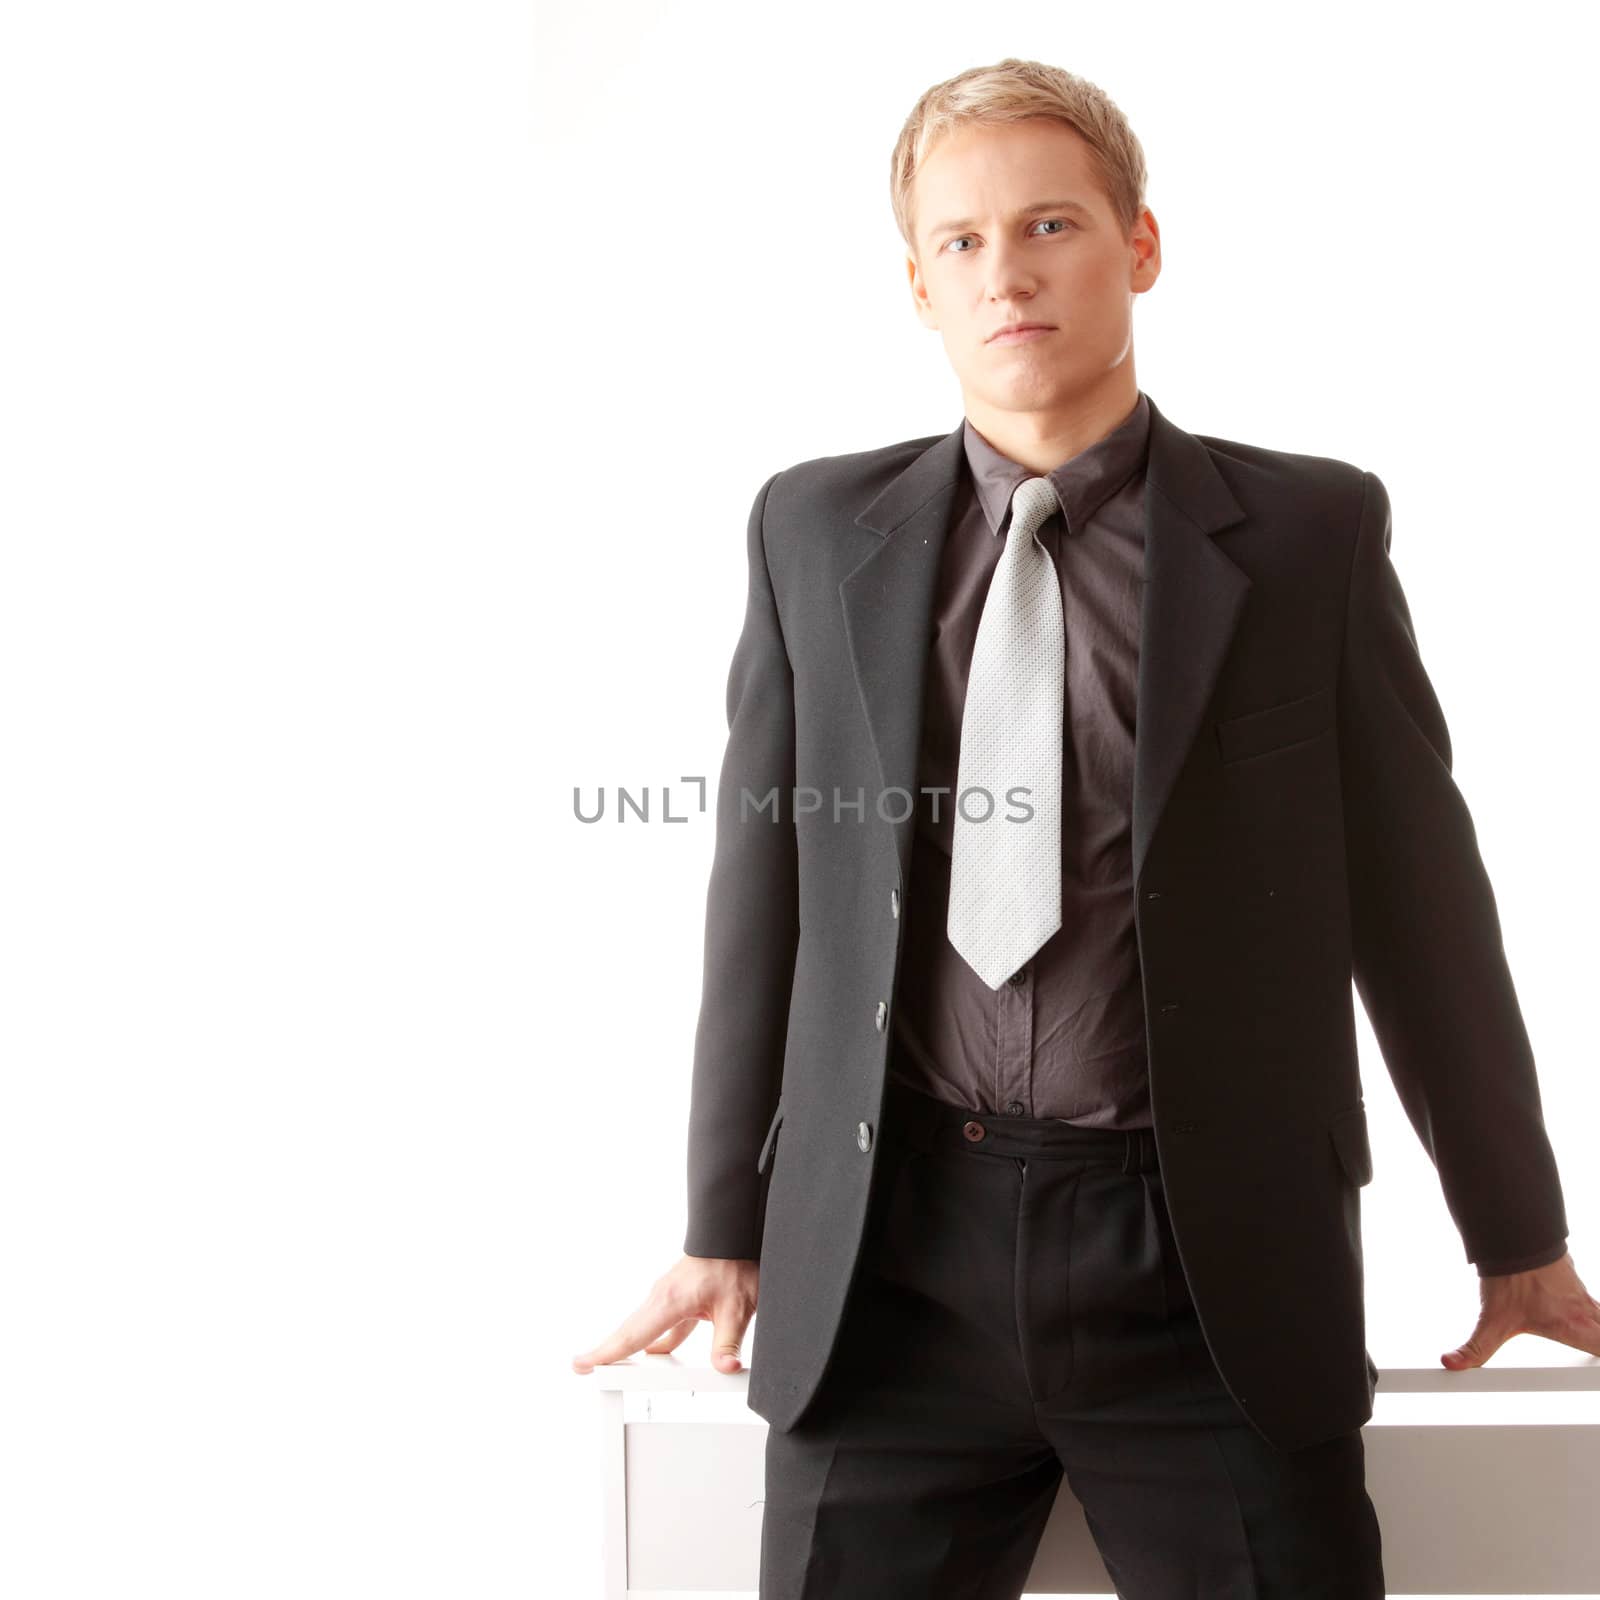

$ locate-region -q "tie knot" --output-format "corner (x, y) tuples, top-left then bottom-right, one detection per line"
(1007, 477), (1059, 542)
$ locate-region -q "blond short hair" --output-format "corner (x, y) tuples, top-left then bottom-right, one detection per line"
(890, 57), (1148, 255)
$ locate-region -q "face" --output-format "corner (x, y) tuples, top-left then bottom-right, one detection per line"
(906, 117), (1160, 417)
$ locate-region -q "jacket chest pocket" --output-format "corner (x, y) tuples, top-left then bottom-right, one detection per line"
(1215, 686), (1333, 765)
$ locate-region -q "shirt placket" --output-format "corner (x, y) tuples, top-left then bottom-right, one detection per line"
(993, 962), (1035, 1114)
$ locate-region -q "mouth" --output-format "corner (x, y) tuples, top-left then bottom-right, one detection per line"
(987, 323), (1057, 346)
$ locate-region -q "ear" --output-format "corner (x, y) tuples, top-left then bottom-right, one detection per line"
(907, 253), (938, 331)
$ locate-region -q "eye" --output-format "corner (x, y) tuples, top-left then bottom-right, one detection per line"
(942, 218), (1076, 254)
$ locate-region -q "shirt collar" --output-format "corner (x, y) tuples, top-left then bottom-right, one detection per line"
(961, 389), (1152, 539)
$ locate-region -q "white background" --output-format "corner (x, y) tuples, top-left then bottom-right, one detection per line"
(1, 1), (1594, 1595)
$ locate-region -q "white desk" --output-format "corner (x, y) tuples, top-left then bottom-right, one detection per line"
(584, 1348), (1600, 1596)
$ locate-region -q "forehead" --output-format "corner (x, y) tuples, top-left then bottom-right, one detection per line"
(912, 121), (1101, 233)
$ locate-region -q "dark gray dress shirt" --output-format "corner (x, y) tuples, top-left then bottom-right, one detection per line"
(887, 389), (1155, 1128)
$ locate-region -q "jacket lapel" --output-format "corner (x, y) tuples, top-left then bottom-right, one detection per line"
(840, 393), (1251, 900)
(1131, 398), (1252, 884)
(841, 421), (967, 894)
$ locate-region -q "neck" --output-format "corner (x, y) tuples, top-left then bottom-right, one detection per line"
(962, 370), (1140, 475)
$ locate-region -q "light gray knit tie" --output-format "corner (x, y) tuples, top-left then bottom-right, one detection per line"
(947, 476), (1064, 989)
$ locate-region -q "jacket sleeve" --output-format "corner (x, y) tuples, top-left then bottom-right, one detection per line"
(1336, 468), (1568, 1276)
(682, 470), (799, 1261)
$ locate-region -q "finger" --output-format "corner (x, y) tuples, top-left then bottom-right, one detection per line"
(643, 1317), (700, 1355)
(710, 1304), (753, 1373)
(572, 1292), (684, 1374)
(1441, 1318), (1509, 1369)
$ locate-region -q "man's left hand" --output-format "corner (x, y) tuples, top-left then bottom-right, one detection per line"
(1442, 1251), (1600, 1368)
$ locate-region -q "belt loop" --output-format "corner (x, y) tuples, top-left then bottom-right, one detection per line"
(1122, 1128), (1153, 1174)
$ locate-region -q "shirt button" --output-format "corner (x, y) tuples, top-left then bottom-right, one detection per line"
(1005, 1101), (1025, 1117)
(856, 1121), (873, 1153)
(889, 888), (900, 918)
(1007, 969), (1026, 987)
(874, 1000), (887, 1031)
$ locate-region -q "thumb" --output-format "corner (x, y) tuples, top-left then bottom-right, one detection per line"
(1441, 1313), (1504, 1370)
(710, 1304), (753, 1374)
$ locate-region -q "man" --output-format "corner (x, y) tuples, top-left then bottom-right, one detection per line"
(574, 57), (1599, 1597)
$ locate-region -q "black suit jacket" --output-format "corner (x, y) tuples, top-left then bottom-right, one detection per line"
(681, 392), (1567, 1453)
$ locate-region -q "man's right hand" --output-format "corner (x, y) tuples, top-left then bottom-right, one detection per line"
(570, 1254), (760, 1376)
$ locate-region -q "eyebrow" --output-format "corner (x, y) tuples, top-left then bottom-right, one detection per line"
(926, 199), (1093, 239)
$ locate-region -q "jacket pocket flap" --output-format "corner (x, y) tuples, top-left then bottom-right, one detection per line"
(756, 1097), (785, 1176)
(1216, 686), (1333, 764)
(1328, 1103), (1374, 1188)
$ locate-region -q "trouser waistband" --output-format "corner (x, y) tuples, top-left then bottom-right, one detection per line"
(882, 1073), (1160, 1174)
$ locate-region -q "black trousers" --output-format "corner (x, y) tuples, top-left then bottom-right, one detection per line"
(758, 1077), (1385, 1598)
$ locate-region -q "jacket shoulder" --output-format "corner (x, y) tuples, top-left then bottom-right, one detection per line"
(1192, 428), (1368, 517)
(762, 430), (949, 521)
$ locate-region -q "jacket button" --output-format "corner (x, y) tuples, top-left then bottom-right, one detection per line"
(962, 1120), (986, 1142)
(875, 1000), (887, 1030)
(857, 1121), (873, 1152)
(890, 888), (900, 918)
(1145, 889), (1163, 901)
